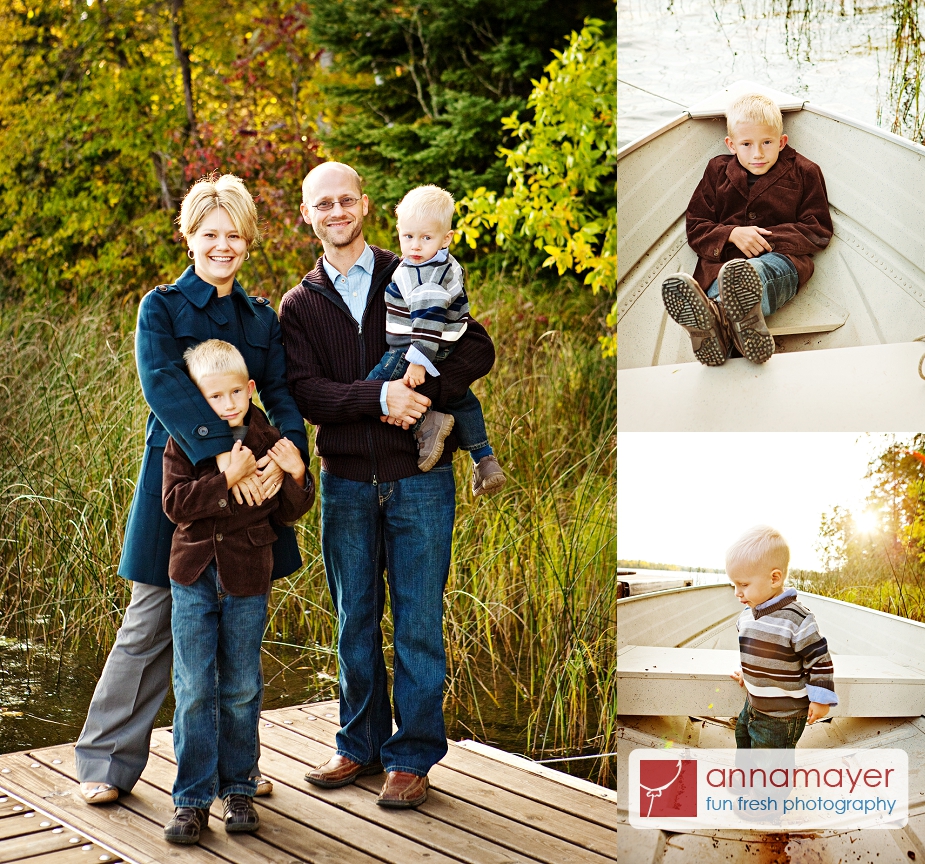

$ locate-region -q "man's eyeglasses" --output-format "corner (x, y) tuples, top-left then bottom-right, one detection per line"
(310, 196), (361, 211)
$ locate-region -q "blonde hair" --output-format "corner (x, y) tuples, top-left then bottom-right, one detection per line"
(726, 92), (783, 138)
(183, 339), (249, 387)
(178, 174), (260, 246)
(726, 525), (790, 578)
(395, 185), (455, 234)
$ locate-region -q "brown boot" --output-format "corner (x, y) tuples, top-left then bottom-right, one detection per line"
(717, 259), (775, 364)
(661, 273), (732, 366)
(414, 410), (455, 471)
(471, 455), (506, 497)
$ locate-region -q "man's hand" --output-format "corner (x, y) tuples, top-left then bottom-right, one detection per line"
(402, 363), (426, 388)
(382, 380), (430, 429)
(807, 702), (830, 724)
(729, 226), (773, 258)
(731, 670), (745, 687)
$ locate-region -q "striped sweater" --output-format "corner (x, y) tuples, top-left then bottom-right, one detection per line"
(737, 588), (837, 717)
(384, 251), (469, 363)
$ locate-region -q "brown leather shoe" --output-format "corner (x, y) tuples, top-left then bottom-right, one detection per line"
(661, 272), (733, 366)
(376, 771), (429, 808)
(304, 754), (384, 788)
(717, 259), (775, 364)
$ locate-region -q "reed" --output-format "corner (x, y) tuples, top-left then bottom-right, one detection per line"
(0, 274), (615, 785)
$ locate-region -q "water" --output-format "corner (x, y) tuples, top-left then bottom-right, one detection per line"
(619, 566), (730, 588)
(618, 0), (892, 148)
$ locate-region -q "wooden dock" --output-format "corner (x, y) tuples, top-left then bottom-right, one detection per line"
(0, 701), (617, 864)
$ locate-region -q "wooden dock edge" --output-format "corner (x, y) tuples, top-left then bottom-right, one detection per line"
(455, 740), (617, 803)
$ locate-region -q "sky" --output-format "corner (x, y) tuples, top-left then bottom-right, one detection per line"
(617, 433), (914, 571)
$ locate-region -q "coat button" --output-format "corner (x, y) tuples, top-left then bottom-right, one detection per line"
(218, 499), (227, 508)
(216, 533), (223, 542)
(748, 211), (757, 219)
(197, 426), (208, 436)
(713, 249), (719, 257)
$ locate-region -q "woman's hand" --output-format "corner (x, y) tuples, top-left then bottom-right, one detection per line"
(256, 453), (285, 499)
(267, 438), (306, 487)
(217, 443), (264, 506)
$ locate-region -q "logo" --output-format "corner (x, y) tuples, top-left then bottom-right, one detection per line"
(639, 759), (698, 817)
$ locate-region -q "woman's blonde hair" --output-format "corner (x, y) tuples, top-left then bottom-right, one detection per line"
(178, 173), (260, 247)
(395, 185), (455, 234)
(726, 92), (783, 138)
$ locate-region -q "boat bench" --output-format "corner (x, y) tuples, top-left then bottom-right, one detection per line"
(617, 645), (925, 717)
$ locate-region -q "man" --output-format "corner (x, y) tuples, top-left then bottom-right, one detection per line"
(279, 162), (495, 807)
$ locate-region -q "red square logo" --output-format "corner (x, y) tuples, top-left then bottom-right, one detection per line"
(639, 759), (698, 817)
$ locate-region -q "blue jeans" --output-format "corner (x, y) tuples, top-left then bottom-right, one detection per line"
(707, 252), (799, 317)
(367, 346), (490, 453)
(320, 466), (456, 776)
(170, 562), (268, 807)
(735, 700), (807, 749)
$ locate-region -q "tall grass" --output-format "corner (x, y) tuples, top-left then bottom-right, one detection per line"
(0, 273), (615, 785)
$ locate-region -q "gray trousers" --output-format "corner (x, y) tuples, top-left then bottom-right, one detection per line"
(75, 582), (174, 790)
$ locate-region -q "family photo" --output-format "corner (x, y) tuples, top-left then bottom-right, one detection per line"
(618, 1), (925, 861)
(0, 2), (617, 862)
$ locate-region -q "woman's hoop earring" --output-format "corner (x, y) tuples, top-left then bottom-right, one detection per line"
(245, 251), (250, 260)
(187, 250), (195, 260)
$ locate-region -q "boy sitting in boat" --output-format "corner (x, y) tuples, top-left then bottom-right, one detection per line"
(661, 92), (833, 366)
(726, 525), (837, 748)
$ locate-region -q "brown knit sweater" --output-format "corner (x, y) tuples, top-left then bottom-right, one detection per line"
(278, 245), (496, 483)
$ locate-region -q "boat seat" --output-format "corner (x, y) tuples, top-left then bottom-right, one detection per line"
(617, 645), (925, 717)
(765, 288), (848, 336)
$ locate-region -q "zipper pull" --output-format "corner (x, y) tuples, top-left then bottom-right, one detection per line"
(358, 323), (363, 334)
(372, 473), (378, 487)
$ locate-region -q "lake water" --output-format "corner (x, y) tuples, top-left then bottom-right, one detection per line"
(618, 0), (892, 148)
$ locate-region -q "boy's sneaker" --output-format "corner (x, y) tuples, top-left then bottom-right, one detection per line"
(661, 273), (732, 366)
(472, 455), (506, 497)
(223, 794), (259, 833)
(164, 806), (209, 845)
(717, 259), (775, 364)
(414, 410), (455, 471)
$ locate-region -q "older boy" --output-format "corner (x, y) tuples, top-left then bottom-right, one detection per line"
(161, 340), (314, 844)
(661, 92), (834, 366)
(364, 184), (505, 494)
(726, 525), (837, 748)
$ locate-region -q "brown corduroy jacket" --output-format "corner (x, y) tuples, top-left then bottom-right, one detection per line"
(686, 145), (834, 291)
(162, 406), (315, 596)
(279, 245), (495, 483)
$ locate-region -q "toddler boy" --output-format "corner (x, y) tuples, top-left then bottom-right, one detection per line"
(161, 340), (314, 844)
(661, 92), (833, 366)
(366, 184), (505, 496)
(727, 525), (837, 748)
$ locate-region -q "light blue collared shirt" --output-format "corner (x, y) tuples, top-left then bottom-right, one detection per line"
(322, 244), (390, 415)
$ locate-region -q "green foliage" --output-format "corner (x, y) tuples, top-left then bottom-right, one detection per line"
(456, 19), (616, 354)
(308, 0), (614, 215)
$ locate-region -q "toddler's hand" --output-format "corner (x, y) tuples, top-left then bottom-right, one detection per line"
(268, 438), (306, 487)
(730, 670), (745, 687)
(807, 702), (830, 724)
(402, 363), (426, 388)
(729, 225), (773, 258)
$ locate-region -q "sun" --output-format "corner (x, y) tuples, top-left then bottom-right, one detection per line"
(853, 509), (879, 534)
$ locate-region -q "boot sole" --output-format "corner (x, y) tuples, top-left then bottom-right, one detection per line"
(718, 260), (775, 364)
(661, 275), (727, 366)
(304, 762), (385, 789)
(473, 472), (507, 498)
(418, 414), (455, 472)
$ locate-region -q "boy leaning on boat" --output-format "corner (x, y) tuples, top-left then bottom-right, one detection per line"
(662, 92), (834, 366)
(726, 526), (837, 748)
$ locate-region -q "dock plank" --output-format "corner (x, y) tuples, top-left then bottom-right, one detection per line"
(0, 828), (97, 864)
(0, 700), (617, 864)
(275, 707), (618, 860)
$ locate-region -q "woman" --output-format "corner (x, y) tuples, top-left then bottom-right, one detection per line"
(75, 174), (308, 804)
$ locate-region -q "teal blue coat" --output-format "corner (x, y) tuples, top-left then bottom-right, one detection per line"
(118, 266), (309, 587)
